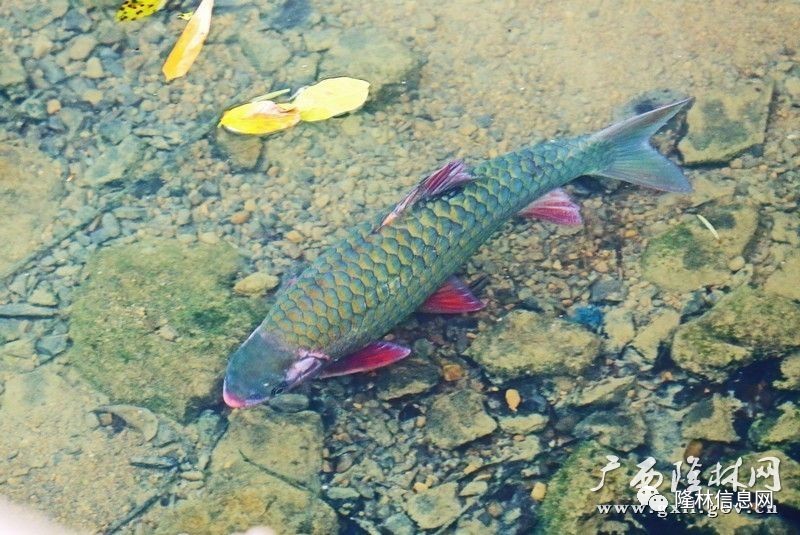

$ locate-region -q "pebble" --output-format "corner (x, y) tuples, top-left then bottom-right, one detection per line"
(179, 470), (204, 481)
(505, 389), (521, 411)
(68, 35), (97, 60)
(230, 211), (250, 225)
(157, 325), (178, 341)
(441, 363), (464, 381)
(728, 256), (746, 272)
(81, 89), (103, 106)
(268, 393), (310, 412)
(46, 99), (61, 114)
(233, 272), (280, 296)
(84, 57), (104, 79)
(531, 482), (547, 501)
(198, 232), (220, 245)
(36, 334), (69, 359)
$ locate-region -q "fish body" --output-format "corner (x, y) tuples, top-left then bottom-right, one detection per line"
(223, 99), (692, 408)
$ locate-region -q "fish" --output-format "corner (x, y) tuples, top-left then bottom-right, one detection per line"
(223, 98), (693, 408)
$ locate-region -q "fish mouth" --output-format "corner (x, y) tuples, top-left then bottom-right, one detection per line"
(222, 379), (268, 409)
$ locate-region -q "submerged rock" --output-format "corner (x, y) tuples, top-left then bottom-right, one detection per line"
(537, 442), (636, 534)
(405, 482), (461, 530)
(84, 134), (145, 185)
(749, 402), (800, 448)
(465, 310), (601, 381)
(0, 138), (64, 276)
(375, 357), (440, 400)
(426, 390), (497, 449)
(152, 404), (334, 534)
(671, 286), (800, 381)
(733, 451), (800, 510)
(69, 239), (265, 421)
(640, 203), (758, 292)
(498, 413), (548, 435)
(775, 352), (800, 391)
(212, 406), (323, 486)
(764, 251), (800, 300)
(319, 28), (421, 98)
(574, 411), (646, 452)
(631, 309), (680, 362)
(681, 394), (740, 443)
(678, 81), (773, 164)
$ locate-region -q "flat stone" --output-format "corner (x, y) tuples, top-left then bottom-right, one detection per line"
(631, 309), (680, 361)
(405, 482), (461, 530)
(602, 308), (635, 352)
(28, 287), (58, 307)
(215, 129), (263, 171)
(764, 251), (800, 300)
(0, 304), (57, 318)
(575, 411), (646, 452)
(375, 357), (440, 400)
(68, 239), (266, 420)
(84, 135), (145, 185)
(775, 352), (800, 390)
(498, 413), (549, 435)
(672, 286), (800, 381)
(678, 82), (773, 164)
(319, 28), (421, 97)
(749, 402), (800, 447)
(682, 394), (740, 442)
(641, 203), (758, 292)
(465, 310), (601, 381)
(36, 334), (69, 358)
(0, 368), (167, 532)
(426, 390), (496, 449)
(0, 138), (64, 276)
(564, 376), (635, 407)
(67, 35), (97, 60)
(212, 406), (323, 486)
(0, 49), (26, 86)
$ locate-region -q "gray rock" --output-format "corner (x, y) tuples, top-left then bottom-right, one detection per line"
(682, 395), (740, 442)
(268, 393), (310, 412)
(91, 212), (121, 243)
(426, 390), (496, 449)
(326, 486), (361, 500)
(465, 310), (601, 381)
(764, 251), (800, 300)
(215, 129), (263, 171)
(564, 376), (635, 407)
(672, 286), (800, 381)
(0, 304), (57, 318)
(405, 482), (461, 530)
(84, 135), (145, 185)
(36, 334), (69, 359)
(28, 287), (58, 307)
(0, 49), (26, 86)
(641, 203), (758, 292)
(631, 309), (680, 362)
(0, 138), (64, 276)
(678, 81), (773, 163)
(319, 28), (421, 97)
(384, 512), (416, 535)
(575, 411), (646, 452)
(23, 0), (68, 29)
(498, 413), (548, 435)
(589, 276), (626, 303)
(749, 402), (800, 447)
(239, 31), (291, 74)
(775, 352), (800, 391)
(375, 357), (440, 400)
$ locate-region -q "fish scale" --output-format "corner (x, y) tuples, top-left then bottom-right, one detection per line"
(267, 137), (603, 356)
(224, 98), (693, 407)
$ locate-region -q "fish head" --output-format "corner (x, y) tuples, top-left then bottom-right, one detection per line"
(222, 329), (326, 408)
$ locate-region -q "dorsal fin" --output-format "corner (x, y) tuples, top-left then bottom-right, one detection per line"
(379, 160), (474, 228)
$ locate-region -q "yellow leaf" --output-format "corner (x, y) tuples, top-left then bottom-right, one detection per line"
(162, 0), (214, 82)
(292, 77), (370, 122)
(116, 0), (166, 22)
(218, 100), (301, 135)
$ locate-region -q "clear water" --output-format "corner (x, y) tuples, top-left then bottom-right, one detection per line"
(1, 1), (799, 533)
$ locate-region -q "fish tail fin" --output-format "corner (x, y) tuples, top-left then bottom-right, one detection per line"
(589, 97), (693, 192)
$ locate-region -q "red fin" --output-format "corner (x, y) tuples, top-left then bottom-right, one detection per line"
(518, 188), (582, 226)
(380, 160), (473, 228)
(319, 341), (411, 378)
(419, 276), (485, 314)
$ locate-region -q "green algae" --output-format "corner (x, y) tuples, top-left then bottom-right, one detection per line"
(69, 238), (267, 421)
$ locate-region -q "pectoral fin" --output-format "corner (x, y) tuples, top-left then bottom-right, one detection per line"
(319, 341), (411, 378)
(419, 276), (485, 313)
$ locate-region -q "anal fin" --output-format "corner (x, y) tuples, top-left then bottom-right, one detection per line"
(518, 188), (582, 226)
(319, 341), (411, 378)
(419, 276), (485, 314)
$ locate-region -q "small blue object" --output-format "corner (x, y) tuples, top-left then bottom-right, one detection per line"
(568, 305), (604, 331)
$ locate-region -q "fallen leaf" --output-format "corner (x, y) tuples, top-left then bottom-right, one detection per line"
(116, 0), (166, 22)
(293, 77), (370, 122)
(218, 100), (301, 135)
(162, 0), (214, 82)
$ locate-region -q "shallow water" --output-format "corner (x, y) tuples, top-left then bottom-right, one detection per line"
(1, 0), (799, 533)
